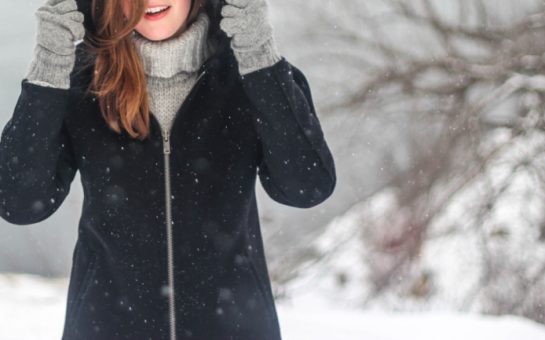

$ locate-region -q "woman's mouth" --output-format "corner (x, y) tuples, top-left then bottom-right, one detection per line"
(144, 5), (171, 21)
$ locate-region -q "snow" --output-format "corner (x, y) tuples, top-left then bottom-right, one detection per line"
(281, 127), (545, 317)
(279, 304), (545, 340)
(1, 272), (545, 340)
(0, 273), (67, 340)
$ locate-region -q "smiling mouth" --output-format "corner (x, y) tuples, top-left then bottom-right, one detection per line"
(144, 5), (171, 19)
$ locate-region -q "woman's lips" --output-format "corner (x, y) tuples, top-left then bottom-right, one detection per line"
(144, 6), (171, 21)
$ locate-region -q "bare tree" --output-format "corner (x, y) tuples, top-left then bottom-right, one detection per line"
(277, 0), (545, 324)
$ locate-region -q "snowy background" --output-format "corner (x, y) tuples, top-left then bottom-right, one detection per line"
(2, 272), (545, 339)
(2, 0), (545, 338)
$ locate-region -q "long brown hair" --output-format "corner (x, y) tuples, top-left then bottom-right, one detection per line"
(85, 0), (205, 140)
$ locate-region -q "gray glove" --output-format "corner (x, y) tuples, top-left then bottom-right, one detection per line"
(220, 0), (282, 76)
(25, 0), (85, 89)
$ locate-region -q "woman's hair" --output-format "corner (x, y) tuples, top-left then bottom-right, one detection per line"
(82, 0), (225, 140)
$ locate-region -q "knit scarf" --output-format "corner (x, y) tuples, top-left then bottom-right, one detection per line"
(131, 12), (212, 132)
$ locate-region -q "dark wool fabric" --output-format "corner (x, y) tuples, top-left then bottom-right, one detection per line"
(0, 1), (336, 339)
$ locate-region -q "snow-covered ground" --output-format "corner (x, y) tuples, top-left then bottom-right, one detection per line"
(1, 272), (545, 340)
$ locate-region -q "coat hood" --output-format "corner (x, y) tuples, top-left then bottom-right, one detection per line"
(75, 0), (97, 34)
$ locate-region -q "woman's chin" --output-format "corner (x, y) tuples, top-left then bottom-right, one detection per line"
(136, 26), (187, 41)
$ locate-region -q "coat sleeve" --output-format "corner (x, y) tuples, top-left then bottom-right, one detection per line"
(0, 79), (78, 225)
(241, 56), (337, 208)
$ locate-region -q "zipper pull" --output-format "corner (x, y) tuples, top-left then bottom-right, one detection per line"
(163, 130), (171, 154)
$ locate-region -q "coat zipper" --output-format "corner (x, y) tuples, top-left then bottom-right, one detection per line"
(162, 129), (176, 340)
(160, 68), (207, 340)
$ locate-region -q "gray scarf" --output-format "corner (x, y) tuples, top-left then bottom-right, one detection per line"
(131, 12), (212, 132)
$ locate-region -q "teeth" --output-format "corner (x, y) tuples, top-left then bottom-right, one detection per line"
(146, 6), (169, 14)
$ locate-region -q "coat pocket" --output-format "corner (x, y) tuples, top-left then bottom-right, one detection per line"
(69, 253), (98, 327)
(243, 251), (276, 321)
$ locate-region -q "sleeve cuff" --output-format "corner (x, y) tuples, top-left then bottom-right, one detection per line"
(232, 37), (283, 76)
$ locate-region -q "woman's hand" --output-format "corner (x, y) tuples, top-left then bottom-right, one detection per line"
(25, 0), (85, 89)
(219, 0), (282, 76)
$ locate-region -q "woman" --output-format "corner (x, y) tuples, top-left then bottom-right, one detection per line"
(0, 0), (336, 339)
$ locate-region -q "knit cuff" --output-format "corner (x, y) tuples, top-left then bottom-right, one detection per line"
(25, 44), (76, 90)
(232, 37), (282, 76)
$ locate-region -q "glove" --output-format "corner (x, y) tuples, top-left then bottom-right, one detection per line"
(25, 0), (85, 89)
(219, 0), (282, 76)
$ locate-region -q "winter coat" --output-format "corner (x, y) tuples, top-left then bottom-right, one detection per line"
(0, 1), (336, 339)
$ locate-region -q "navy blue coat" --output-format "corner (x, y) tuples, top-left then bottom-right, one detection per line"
(0, 1), (336, 339)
